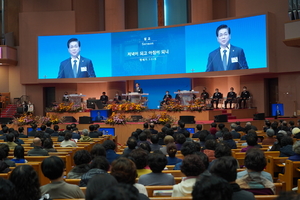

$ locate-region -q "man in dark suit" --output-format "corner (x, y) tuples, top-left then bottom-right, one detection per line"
(100, 92), (108, 104)
(161, 91), (172, 106)
(57, 38), (96, 78)
(175, 89), (181, 103)
(224, 87), (237, 109)
(201, 89), (209, 101)
(28, 124), (38, 137)
(211, 88), (223, 109)
(192, 124), (203, 138)
(45, 122), (54, 135)
(149, 124), (158, 135)
(113, 92), (122, 103)
(89, 125), (100, 138)
(239, 86), (250, 109)
(51, 125), (60, 136)
(206, 24), (248, 72)
(134, 83), (143, 94)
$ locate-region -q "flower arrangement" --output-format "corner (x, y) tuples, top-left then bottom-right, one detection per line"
(104, 112), (128, 125)
(146, 112), (176, 125)
(105, 102), (147, 113)
(47, 102), (83, 113)
(13, 113), (64, 126)
(186, 99), (206, 112)
(161, 100), (184, 112)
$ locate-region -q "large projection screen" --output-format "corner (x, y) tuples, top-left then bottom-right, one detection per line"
(38, 14), (267, 81)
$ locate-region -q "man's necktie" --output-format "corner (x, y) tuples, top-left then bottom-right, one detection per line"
(73, 60), (77, 78)
(223, 50), (227, 70)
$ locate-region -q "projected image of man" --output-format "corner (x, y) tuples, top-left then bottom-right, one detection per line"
(57, 38), (96, 78)
(206, 25), (248, 72)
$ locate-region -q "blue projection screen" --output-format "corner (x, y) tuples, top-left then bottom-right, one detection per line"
(38, 14), (267, 79)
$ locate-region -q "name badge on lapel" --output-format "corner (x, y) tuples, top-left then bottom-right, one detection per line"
(81, 66), (87, 72)
(231, 57), (238, 63)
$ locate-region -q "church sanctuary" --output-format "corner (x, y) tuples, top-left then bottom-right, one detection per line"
(1, 0), (300, 200)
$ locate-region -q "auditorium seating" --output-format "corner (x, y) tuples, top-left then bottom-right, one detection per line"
(265, 156), (288, 180)
(278, 160), (300, 191)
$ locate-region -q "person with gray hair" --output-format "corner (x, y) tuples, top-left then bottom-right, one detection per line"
(278, 130), (287, 136)
(230, 123), (240, 139)
(262, 129), (276, 145)
(288, 141), (300, 161)
(79, 129), (93, 142)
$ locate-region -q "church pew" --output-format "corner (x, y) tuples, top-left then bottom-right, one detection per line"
(146, 185), (174, 197)
(162, 170), (185, 177)
(232, 151), (280, 167)
(149, 197), (278, 200)
(278, 160), (300, 191)
(265, 156), (288, 180)
(0, 171), (11, 179)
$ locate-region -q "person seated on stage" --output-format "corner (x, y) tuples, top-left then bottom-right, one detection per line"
(175, 89), (181, 103)
(201, 88), (209, 101)
(113, 92), (122, 103)
(100, 92), (108, 104)
(160, 91), (172, 106)
(62, 91), (69, 102)
(211, 88), (223, 109)
(239, 86), (250, 109)
(134, 83), (143, 94)
(225, 87), (237, 109)
(126, 91), (132, 102)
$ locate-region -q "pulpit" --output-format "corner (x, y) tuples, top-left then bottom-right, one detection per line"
(174, 91), (199, 105)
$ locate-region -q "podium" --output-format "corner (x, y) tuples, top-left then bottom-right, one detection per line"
(122, 93), (149, 104)
(174, 91), (199, 105)
(68, 94), (86, 106)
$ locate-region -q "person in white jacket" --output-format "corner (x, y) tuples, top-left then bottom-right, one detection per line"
(172, 154), (206, 197)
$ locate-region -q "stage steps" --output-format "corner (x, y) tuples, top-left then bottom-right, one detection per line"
(221, 110), (237, 120)
(0, 104), (17, 118)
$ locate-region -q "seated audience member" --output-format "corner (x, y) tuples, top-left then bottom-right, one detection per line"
(174, 141), (199, 170)
(280, 136), (294, 157)
(262, 129), (276, 145)
(216, 123), (225, 138)
(172, 154), (206, 197)
(230, 123), (241, 139)
(9, 165), (50, 200)
(90, 143), (106, 159)
(194, 152), (210, 176)
(18, 127), (28, 138)
(0, 177), (16, 200)
(98, 183), (145, 200)
(6, 133), (17, 149)
(123, 137), (137, 156)
(139, 142), (151, 153)
(183, 130), (193, 142)
(138, 152), (175, 186)
(80, 156), (109, 187)
(209, 122), (218, 135)
(293, 127), (300, 139)
(43, 138), (57, 152)
(209, 142), (232, 169)
(67, 150), (91, 179)
(160, 135), (174, 155)
(111, 157), (148, 197)
(57, 131), (65, 142)
(263, 120), (271, 132)
(13, 132), (24, 145)
(27, 138), (49, 156)
(270, 132), (285, 151)
(85, 173), (118, 200)
(157, 132), (166, 145)
(51, 124), (60, 136)
(210, 156), (255, 200)
(0, 148), (10, 172)
(129, 148), (152, 177)
(175, 133), (186, 150)
(89, 125), (99, 138)
(241, 136), (260, 152)
(102, 139), (120, 164)
(288, 141), (300, 161)
(150, 134), (162, 151)
(236, 148), (275, 194)
(165, 128), (175, 136)
(270, 122), (279, 135)
(244, 122), (258, 132)
(198, 130), (209, 148)
(193, 124), (203, 138)
(177, 121), (187, 134)
(63, 124), (72, 135)
(192, 174), (233, 200)
(60, 132), (77, 147)
(71, 128), (81, 140)
(11, 145), (27, 163)
(79, 129), (93, 142)
(234, 121), (244, 132)
(222, 132), (237, 149)
(137, 132), (151, 146)
(38, 125), (50, 139)
(289, 121), (296, 131)
(45, 121), (54, 134)
(203, 139), (217, 162)
(40, 156), (85, 199)
(0, 143), (15, 167)
(166, 143), (182, 165)
(28, 124), (38, 137)
(94, 124), (103, 136)
(149, 124), (158, 135)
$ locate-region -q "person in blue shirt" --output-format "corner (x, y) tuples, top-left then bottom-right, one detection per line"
(102, 139), (120, 164)
(166, 143), (182, 165)
(11, 145), (27, 163)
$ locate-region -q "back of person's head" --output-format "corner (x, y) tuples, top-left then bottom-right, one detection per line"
(90, 144), (106, 159)
(2, 126), (8, 134)
(223, 132), (232, 140)
(0, 148), (6, 160)
(150, 124), (155, 129)
(205, 139), (217, 150)
(278, 130), (287, 136)
(165, 128), (174, 136)
(293, 141), (300, 155)
(181, 141), (198, 156)
(289, 121), (295, 126)
(43, 138), (53, 149)
(139, 142), (151, 153)
(82, 129), (89, 136)
(53, 124), (59, 131)
(102, 139), (116, 151)
(46, 121), (52, 127)
(150, 134), (159, 144)
(31, 124), (37, 130)
(74, 150), (91, 166)
(199, 130), (208, 142)
(271, 122), (278, 130)
(148, 152), (167, 173)
(143, 122), (149, 129)
(98, 183), (139, 200)
(161, 126), (168, 133)
(193, 151), (209, 170)
(215, 142), (232, 158)
(158, 132), (165, 139)
(205, 133), (216, 141)
(71, 123), (77, 129)
(211, 122), (217, 128)
(218, 123), (225, 130)
(230, 123), (237, 130)
(128, 148), (148, 169)
(167, 143), (177, 157)
(266, 129), (275, 137)
(90, 156), (110, 171)
(89, 125), (95, 132)
(138, 132), (147, 141)
(196, 124), (203, 131)
(183, 130), (191, 138)
(192, 174), (233, 200)
(1, 123), (6, 128)
(0, 177), (16, 200)
(86, 173), (118, 200)
(65, 124), (72, 131)
(9, 165), (40, 200)
(135, 128), (142, 135)
(40, 125), (46, 131)
(244, 148), (266, 172)
(111, 157), (137, 185)
(127, 137), (137, 150)
(131, 132), (139, 140)
(181, 154), (205, 176)
(13, 145), (24, 159)
(165, 123), (171, 128)
(0, 143), (9, 158)
(64, 132), (72, 141)
(143, 129), (151, 139)
(6, 133), (14, 142)
(41, 156), (64, 180)
(210, 156), (238, 182)
(246, 136), (257, 146)
(18, 127), (24, 133)
(94, 124), (100, 130)
(175, 133), (186, 145)
(179, 121), (185, 129)
(281, 136), (294, 147)
(164, 135), (174, 145)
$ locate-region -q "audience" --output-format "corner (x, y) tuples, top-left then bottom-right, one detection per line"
(262, 129), (276, 145)
(230, 123), (241, 139)
(123, 137), (137, 156)
(28, 137), (49, 156)
(51, 124), (60, 136)
(71, 128), (81, 140)
(98, 183), (143, 200)
(149, 123), (158, 134)
(138, 132), (151, 146)
(209, 122), (218, 135)
(175, 133), (186, 150)
(209, 142), (232, 169)
(150, 134), (162, 151)
(222, 131), (237, 149)
(139, 142), (151, 153)
(129, 148), (151, 177)
(11, 145), (27, 163)
(203, 139), (217, 162)
(288, 141), (300, 161)
(166, 143), (182, 165)
(215, 123), (225, 138)
(0, 177), (16, 200)
(40, 156), (85, 199)
(241, 136), (259, 152)
(174, 141), (199, 170)
(79, 129), (93, 142)
(235, 121), (244, 132)
(0, 148), (10, 173)
(159, 135), (174, 155)
(270, 132), (285, 151)
(67, 150), (91, 179)
(60, 132), (77, 147)
(28, 124), (38, 136)
(90, 143), (106, 159)
(279, 136), (294, 157)
(18, 127), (28, 138)
(293, 127), (300, 139)
(43, 138), (57, 152)
(157, 132), (166, 145)
(102, 139), (120, 164)
(198, 130), (209, 148)
(6, 133), (17, 149)
(89, 125), (100, 138)
(192, 124), (203, 138)
(0, 143), (16, 167)
(172, 154), (205, 197)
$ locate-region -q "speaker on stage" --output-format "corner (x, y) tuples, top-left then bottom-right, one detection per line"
(79, 116), (92, 124)
(179, 116), (195, 124)
(64, 116), (77, 123)
(214, 115), (228, 122)
(131, 115), (143, 122)
(253, 113), (265, 120)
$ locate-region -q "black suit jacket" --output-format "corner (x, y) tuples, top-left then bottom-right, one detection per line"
(212, 92), (223, 99)
(100, 95), (108, 104)
(226, 92), (237, 100)
(206, 45), (248, 72)
(241, 91), (250, 99)
(89, 131), (99, 138)
(19, 134), (28, 138)
(45, 128), (54, 134)
(163, 94), (172, 100)
(134, 87), (143, 94)
(28, 130), (37, 137)
(201, 92), (209, 99)
(57, 56), (96, 78)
